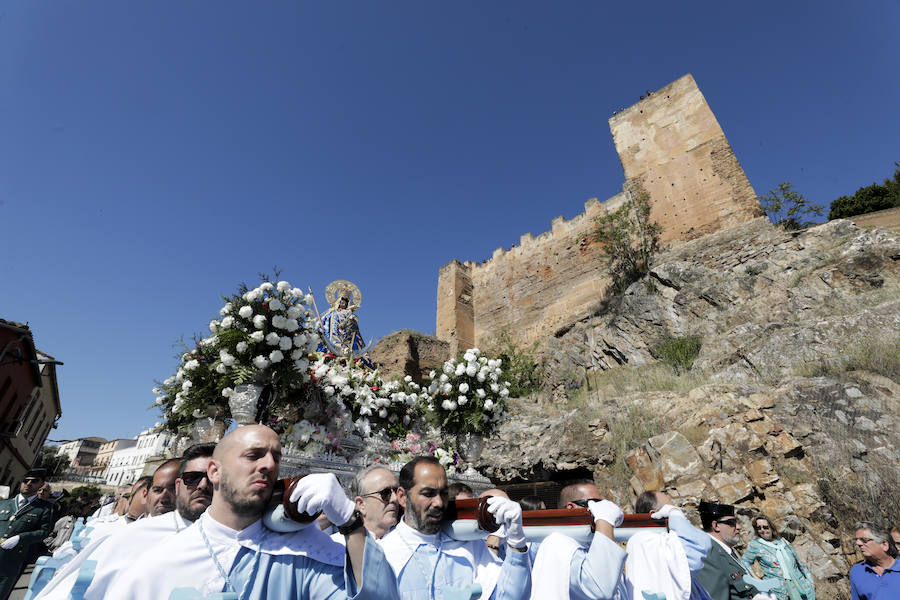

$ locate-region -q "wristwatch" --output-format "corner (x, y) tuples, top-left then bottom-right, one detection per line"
(337, 510), (364, 535)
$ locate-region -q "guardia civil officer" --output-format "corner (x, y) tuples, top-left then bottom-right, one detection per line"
(0, 468), (56, 599)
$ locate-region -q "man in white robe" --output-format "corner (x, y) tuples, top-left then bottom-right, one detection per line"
(380, 455), (531, 600)
(35, 444), (216, 600)
(530, 480), (627, 600)
(49, 474), (153, 562)
(624, 491), (712, 600)
(106, 425), (399, 599)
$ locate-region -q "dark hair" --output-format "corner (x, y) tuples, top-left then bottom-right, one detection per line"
(399, 456), (443, 491)
(752, 514), (780, 539)
(635, 491), (663, 514)
(154, 458), (181, 476)
(179, 443), (216, 476)
(132, 475), (153, 494)
(519, 495), (544, 511)
(448, 482), (474, 501)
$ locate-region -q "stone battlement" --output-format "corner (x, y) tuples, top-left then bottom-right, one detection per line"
(437, 74), (765, 353)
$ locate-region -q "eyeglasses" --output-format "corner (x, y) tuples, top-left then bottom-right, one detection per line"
(855, 537), (875, 544)
(22, 478), (41, 484)
(571, 498), (604, 508)
(361, 486), (398, 503)
(717, 518), (738, 527)
(756, 525), (771, 530)
(180, 471), (211, 488)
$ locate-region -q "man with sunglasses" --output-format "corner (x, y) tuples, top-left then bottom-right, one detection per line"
(34, 444), (216, 600)
(695, 501), (765, 600)
(351, 465), (400, 540)
(0, 468), (55, 600)
(529, 480), (627, 600)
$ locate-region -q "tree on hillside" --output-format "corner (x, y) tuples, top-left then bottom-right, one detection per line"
(759, 182), (824, 230)
(829, 164), (900, 220)
(594, 192), (661, 294)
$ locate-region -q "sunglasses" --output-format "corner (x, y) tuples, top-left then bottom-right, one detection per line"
(717, 518), (738, 527)
(180, 471), (211, 488)
(571, 498), (604, 508)
(756, 525), (772, 530)
(361, 486), (398, 503)
(23, 478), (41, 484)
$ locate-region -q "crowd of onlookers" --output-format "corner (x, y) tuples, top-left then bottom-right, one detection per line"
(1, 431), (897, 599)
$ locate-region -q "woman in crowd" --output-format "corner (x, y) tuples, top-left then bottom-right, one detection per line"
(742, 514), (815, 600)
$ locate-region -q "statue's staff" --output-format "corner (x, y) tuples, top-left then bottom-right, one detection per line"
(307, 285), (321, 322)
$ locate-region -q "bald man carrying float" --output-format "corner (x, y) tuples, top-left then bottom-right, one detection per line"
(106, 425), (399, 599)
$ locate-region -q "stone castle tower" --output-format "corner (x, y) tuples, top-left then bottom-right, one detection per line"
(436, 74), (765, 354)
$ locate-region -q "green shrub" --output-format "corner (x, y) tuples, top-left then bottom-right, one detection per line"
(654, 336), (702, 374)
(482, 329), (543, 397)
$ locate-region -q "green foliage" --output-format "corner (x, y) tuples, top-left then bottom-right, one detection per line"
(759, 182), (824, 230)
(35, 446), (67, 477)
(482, 329), (543, 397)
(653, 335), (702, 374)
(828, 164), (900, 219)
(69, 485), (102, 503)
(794, 336), (900, 381)
(594, 193), (662, 295)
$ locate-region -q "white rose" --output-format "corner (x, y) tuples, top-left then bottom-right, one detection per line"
(291, 287), (303, 298)
(265, 332), (280, 346)
(463, 352), (475, 363)
(477, 372), (486, 382)
(443, 361), (455, 375)
(429, 370), (436, 379)
(269, 298), (284, 311)
(219, 303), (232, 316)
(476, 388), (486, 398)
(260, 282), (274, 291)
(484, 399), (494, 410)
(239, 305), (253, 318)
(500, 388), (509, 397)
(182, 380), (193, 391)
(284, 318), (299, 332)
(458, 395), (468, 405)
(209, 320), (220, 332)
(378, 408), (388, 418)
(276, 281), (291, 292)
(324, 386), (335, 396)
(441, 399), (453, 410)
(439, 373), (449, 383)
(292, 334), (306, 347)
(184, 360), (200, 371)
(253, 315), (266, 329)
(304, 294), (314, 304)
(215, 363), (226, 374)
(279, 336), (292, 350)
(249, 331), (264, 343)
(221, 387), (234, 398)
(236, 341), (249, 354)
(252, 355), (269, 369)
(269, 350), (284, 363)
(458, 382), (469, 393)
(490, 383), (499, 393)
(454, 363), (465, 376)
(465, 364), (477, 377)
(220, 316), (234, 329)
(271, 315), (285, 329)
(441, 383), (452, 394)
(286, 306), (302, 319)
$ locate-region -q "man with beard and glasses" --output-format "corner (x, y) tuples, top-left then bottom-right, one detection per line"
(34, 444), (216, 600)
(695, 501), (765, 600)
(529, 480), (628, 600)
(380, 455), (532, 600)
(106, 425), (399, 599)
(348, 465), (400, 540)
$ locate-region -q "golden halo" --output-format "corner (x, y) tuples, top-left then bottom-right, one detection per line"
(325, 280), (362, 308)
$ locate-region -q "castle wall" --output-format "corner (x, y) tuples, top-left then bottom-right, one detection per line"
(436, 74), (766, 349)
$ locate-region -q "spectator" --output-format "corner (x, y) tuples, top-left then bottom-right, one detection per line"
(448, 482), (474, 500)
(519, 495), (545, 511)
(849, 521), (899, 600)
(742, 514), (815, 600)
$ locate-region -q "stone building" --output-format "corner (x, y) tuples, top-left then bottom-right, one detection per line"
(106, 430), (171, 486)
(0, 319), (63, 487)
(435, 74), (765, 354)
(91, 438), (137, 481)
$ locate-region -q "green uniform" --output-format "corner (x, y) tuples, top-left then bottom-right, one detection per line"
(695, 539), (760, 600)
(0, 495), (55, 599)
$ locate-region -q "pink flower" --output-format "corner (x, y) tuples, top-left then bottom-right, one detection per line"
(410, 443), (422, 453)
(406, 432), (421, 442)
(391, 440), (400, 450)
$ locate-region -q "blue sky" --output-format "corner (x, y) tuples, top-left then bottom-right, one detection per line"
(2, 1), (897, 443)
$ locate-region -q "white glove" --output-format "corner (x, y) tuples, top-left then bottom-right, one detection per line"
(1, 535), (20, 550)
(650, 503), (685, 519)
(289, 473), (355, 527)
(486, 496), (525, 548)
(752, 594), (776, 600)
(588, 500), (624, 527)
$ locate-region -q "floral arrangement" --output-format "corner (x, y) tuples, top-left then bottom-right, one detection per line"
(424, 348), (509, 435)
(152, 274), (512, 458)
(376, 432), (461, 475)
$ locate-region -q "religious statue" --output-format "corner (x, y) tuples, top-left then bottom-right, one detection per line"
(316, 280), (374, 368)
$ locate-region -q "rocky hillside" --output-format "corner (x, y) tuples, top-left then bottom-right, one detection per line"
(474, 218), (899, 599)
